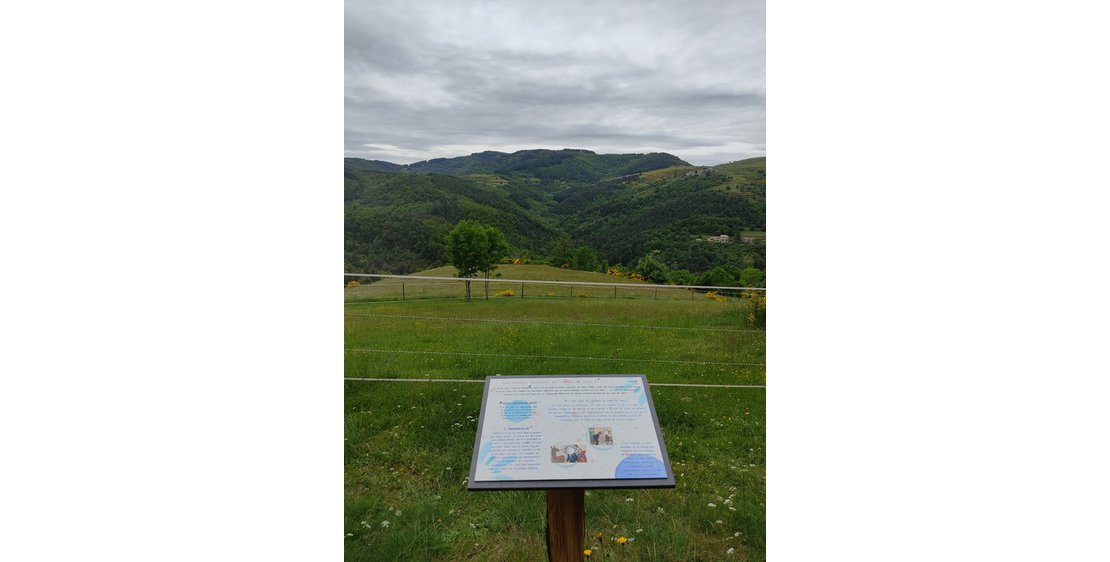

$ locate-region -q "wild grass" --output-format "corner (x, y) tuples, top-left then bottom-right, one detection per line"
(345, 299), (765, 386)
(345, 283), (765, 561)
(345, 382), (765, 561)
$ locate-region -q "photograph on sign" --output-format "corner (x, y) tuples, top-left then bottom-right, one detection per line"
(468, 375), (674, 490)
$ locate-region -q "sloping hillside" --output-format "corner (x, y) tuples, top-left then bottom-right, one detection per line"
(552, 157), (766, 271)
(344, 168), (560, 273)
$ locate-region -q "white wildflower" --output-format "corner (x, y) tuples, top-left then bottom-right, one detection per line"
(708, 502), (717, 507)
(727, 547), (736, 555)
(380, 520), (390, 528)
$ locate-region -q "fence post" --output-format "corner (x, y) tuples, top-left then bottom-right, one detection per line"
(521, 282), (525, 299)
(613, 286), (616, 299)
(402, 282), (405, 301)
(485, 280), (489, 300)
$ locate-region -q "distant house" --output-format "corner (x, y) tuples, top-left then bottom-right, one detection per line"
(707, 234), (730, 243)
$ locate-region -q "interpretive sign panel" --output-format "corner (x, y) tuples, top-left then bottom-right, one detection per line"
(468, 375), (675, 490)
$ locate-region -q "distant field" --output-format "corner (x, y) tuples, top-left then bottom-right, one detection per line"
(345, 282), (766, 561)
(346, 299), (765, 386)
(344, 264), (724, 303)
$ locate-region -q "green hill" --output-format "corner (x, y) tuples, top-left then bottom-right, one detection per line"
(553, 157), (766, 271)
(344, 152), (765, 278)
(344, 169), (561, 273)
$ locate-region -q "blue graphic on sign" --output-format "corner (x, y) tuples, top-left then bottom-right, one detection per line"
(503, 400), (532, 422)
(615, 455), (667, 479)
(490, 456), (517, 474)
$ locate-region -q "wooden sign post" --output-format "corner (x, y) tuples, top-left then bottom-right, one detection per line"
(545, 488), (584, 562)
(469, 375), (675, 562)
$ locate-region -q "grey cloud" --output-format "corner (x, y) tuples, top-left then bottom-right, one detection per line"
(345, 0), (764, 166)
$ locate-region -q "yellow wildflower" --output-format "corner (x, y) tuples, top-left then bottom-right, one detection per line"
(616, 536), (628, 544)
(583, 549), (592, 557)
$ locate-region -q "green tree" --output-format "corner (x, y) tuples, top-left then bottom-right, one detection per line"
(669, 269), (696, 286)
(445, 220), (508, 301)
(738, 266), (765, 287)
(699, 265), (738, 287)
(572, 245), (599, 272)
(548, 234), (574, 268)
(482, 226), (509, 277)
(634, 254), (671, 283)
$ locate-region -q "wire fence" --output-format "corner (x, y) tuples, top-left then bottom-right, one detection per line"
(344, 313), (765, 333)
(344, 273), (765, 304)
(343, 272), (767, 388)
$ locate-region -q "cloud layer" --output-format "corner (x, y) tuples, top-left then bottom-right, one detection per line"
(345, 0), (764, 165)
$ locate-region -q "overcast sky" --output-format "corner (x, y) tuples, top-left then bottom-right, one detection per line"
(345, 0), (764, 166)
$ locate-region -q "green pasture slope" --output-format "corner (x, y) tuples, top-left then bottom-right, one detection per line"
(345, 267), (766, 561)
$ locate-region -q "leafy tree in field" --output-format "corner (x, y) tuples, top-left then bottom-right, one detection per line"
(699, 265), (738, 287)
(670, 269), (696, 286)
(634, 254), (671, 284)
(573, 245), (599, 272)
(548, 234), (574, 268)
(482, 226), (509, 277)
(445, 220), (508, 301)
(738, 266), (765, 287)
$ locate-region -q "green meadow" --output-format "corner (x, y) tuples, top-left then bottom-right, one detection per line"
(344, 264), (736, 303)
(345, 266), (766, 561)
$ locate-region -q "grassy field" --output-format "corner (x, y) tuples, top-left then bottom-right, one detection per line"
(344, 265), (728, 303)
(345, 267), (765, 561)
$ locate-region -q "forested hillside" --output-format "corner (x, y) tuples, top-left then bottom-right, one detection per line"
(344, 149), (766, 283)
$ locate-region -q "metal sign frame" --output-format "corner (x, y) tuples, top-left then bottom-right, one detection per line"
(467, 374), (676, 491)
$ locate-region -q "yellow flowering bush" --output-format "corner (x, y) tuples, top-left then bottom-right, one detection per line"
(741, 290), (767, 327)
(496, 289), (514, 297)
(345, 280), (360, 288)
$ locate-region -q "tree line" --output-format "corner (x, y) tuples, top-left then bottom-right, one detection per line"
(445, 221), (764, 301)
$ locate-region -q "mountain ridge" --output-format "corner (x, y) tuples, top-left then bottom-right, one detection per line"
(346, 148), (691, 182)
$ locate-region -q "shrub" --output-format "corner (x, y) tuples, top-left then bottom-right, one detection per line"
(741, 290), (767, 327)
